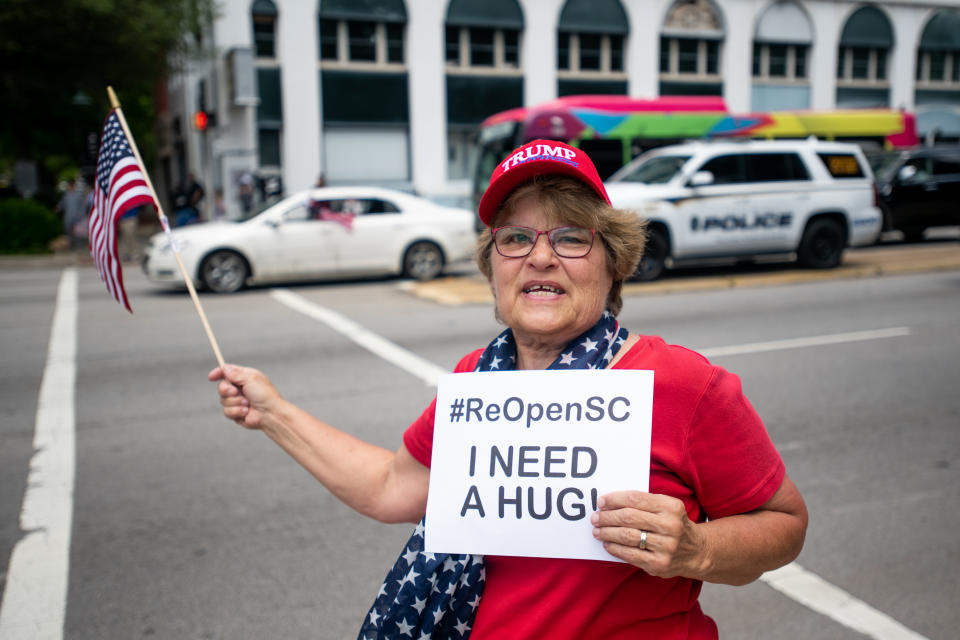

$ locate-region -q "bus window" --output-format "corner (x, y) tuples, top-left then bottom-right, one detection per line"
(578, 138), (626, 180)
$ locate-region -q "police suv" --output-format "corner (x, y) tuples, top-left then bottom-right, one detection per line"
(604, 139), (883, 280)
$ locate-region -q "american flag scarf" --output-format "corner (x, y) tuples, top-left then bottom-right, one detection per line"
(357, 311), (629, 639)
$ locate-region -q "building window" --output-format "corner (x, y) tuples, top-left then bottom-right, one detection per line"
(319, 19), (405, 68)
(320, 19), (338, 59)
(917, 50), (960, 87)
(753, 43), (808, 81)
(470, 28), (495, 66)
(557, 33), (625, 75)
(837, 46), (889, 84)
(258, 128), (282, 167)
(251, 0), (278, 59)
(349, 21), (377, 61)
(386, 23), (404, 63)
(660, 37), (721, 80)
(445, 26), (521, 72)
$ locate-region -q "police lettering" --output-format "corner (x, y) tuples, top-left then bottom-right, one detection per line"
(690, 212), (792, 231)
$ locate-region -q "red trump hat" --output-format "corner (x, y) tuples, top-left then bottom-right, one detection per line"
(478, 139), (611, 227)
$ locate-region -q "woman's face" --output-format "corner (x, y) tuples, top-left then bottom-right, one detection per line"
(490, 194), (613, 349)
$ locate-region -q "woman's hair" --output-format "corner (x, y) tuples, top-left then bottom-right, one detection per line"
(476, 175), (647, 316)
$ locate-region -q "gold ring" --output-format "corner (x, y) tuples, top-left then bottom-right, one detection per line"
(638, 530), (648, 550)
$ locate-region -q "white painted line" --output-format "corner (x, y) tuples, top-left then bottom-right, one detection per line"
(762, 563), (930, 639)
(268, 291), (926, 638)
(270, 288), (447, 387)
(700, 327), (911, 358)
(0, 268), (77, 640)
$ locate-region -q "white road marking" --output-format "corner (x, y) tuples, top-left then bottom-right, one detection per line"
(700, 327), (912, 358)
(271, 288), (446, 386)
(762, 563), (930, 639)
(270, 288), (926, 639)
(0, 268), (77, 640)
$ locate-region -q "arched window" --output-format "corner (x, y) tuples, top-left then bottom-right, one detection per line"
(915, 10), (960, 88)
(557, 0), (628, 96)
(445, 0), (523, 71)
(252, 0), (282, 168)
(251, 0), (278, 59)
(444, 0), (524, 180)
(837, 7), (893, 85)
(836, 6), (893, 107)
(659, 0), (724, 96)
(317, 0), (411, 184)
(914, 9), (960, 144)
(751, 1), (812, 110)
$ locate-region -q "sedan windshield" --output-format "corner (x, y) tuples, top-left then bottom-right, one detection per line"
(612, 155), (691, 184)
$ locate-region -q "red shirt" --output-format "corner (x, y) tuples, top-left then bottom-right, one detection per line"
(403, 336), (785, 639)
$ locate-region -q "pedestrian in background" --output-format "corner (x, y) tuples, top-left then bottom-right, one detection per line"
(57, 177), (87, 249)
(213, 188), (227, 221)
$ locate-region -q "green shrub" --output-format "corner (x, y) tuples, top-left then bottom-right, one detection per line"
(0, 198), (63, 254)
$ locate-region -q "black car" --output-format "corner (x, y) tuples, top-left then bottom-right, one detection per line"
(873, 146), (960, 242)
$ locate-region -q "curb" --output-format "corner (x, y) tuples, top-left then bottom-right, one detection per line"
(407, 243), (960, 305)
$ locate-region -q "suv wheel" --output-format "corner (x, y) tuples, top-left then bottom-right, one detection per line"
(632, 227), (668, 281)
(797, 218), (845, 269)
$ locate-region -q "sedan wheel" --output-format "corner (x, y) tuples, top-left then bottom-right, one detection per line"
(200, 250), (249, 293)
(403, 241), (444, 281)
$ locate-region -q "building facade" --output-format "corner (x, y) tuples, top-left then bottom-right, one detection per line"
(160, 0), (960, 220)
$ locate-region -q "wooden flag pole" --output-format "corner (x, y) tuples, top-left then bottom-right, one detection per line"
(107, 86), (226, 369)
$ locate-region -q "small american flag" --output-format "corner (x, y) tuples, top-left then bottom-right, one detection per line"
(88, 109), (155, 312)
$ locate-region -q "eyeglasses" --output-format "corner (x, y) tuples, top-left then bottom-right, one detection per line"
(492, 225), (596, 258)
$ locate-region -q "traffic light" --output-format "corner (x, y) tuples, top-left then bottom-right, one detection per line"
(193, 110), (210, 131)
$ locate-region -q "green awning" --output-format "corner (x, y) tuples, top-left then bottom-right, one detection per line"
(919, 10), (960, 51)
(558, 0), (628, 35)
(251, 0), (277, 16)
(840, 7), (894, 48)
(319, 0), (406, 22)
(446, 0), (524, 29)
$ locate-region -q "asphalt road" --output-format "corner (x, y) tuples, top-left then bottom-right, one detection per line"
(1, 237), (958, 639)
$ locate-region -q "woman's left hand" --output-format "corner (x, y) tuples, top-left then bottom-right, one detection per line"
(591, 491), (709, 579)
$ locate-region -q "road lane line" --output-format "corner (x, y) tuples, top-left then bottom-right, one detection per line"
(0, 268), (77, 640)
(271, 289), (446, 386)
(700, 327), (911, 358)
(268, 289), (926, 638)
(762, 563), (930, 639)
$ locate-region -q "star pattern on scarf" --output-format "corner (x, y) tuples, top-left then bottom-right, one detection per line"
(475, 311), (628, 372)
(358, 517), (484, 640)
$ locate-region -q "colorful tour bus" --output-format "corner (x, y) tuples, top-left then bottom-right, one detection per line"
(473, 94), (918, 209)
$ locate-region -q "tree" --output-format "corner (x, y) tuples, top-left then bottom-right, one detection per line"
(0, 0), (216, 193)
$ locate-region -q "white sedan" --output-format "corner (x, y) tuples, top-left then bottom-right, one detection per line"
(143, 187), (478, 293)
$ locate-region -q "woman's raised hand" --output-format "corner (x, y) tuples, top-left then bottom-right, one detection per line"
(207, 364), (282, 430)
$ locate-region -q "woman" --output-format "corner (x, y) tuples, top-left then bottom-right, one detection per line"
(210, 139), (807, 638)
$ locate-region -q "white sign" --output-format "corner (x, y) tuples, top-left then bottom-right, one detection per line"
(425, 369), (653, 562)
